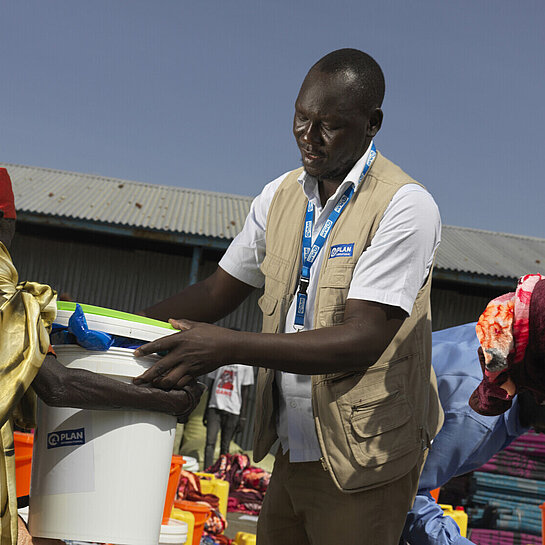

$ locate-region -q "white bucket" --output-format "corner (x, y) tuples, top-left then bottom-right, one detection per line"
(159, 520), (188, 545)
(28, 345), (177, 545)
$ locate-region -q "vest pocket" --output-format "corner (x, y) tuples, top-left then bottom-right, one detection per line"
(320, 262), (357, 287)
(258, 293), (278, 316)
(318, 304), (346, 327)
(334, 367), (419, 469)
(344, 392), (417, 467)
(260, 253), (291, 283)
(258, 293), (280, 334)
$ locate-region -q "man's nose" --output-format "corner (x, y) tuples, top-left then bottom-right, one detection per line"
(300, 122), (321, 145)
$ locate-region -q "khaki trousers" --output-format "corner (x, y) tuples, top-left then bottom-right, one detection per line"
(257, 450), (422, 545)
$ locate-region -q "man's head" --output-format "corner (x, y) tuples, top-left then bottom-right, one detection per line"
(0, 169), (16, 249)
(293, 48), (385, 183)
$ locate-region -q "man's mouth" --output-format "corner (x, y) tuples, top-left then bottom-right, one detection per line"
(301, 147), (325, 161)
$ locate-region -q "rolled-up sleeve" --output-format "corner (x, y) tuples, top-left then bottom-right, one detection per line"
(403, 493), (475, 545)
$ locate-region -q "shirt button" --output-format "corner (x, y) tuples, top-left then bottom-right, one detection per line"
(290, 401), (297, 408)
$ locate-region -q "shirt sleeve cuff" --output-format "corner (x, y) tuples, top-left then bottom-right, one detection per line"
(346, 287), (414, 315)
(218, 258), (265, 289)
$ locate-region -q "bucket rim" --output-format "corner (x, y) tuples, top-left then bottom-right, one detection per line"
(173, 500), (212, 513)
(57, 302), (174, 330)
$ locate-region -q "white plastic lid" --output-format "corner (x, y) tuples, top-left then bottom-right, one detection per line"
(180, 455), (199, 472)
(160, 519), (188, 544)
(55, 302), (176, 342)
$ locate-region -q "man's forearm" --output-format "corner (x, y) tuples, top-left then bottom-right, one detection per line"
(143, 267), (255, 323)
(133, 299), (406, 388)
(229, 326), (380, 375)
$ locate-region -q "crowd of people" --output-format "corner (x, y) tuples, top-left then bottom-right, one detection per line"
(1, 48), (543, 545)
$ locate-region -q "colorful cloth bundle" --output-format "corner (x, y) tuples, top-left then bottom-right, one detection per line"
(176, 470), (230, 542)
(241, 466), (270, 493)
(479, 449), (545, 481)
(177, 470), (220, 510)
(208, 453), (251, 489)
(470, 274), (545, 416)
(468, 430), (545, 536)
(209, 453), (271, 515)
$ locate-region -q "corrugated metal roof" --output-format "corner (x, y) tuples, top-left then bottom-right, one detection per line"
(437, 225), (545, 279)
(2, 162), (544, 280)
(2, 162), (251, 240)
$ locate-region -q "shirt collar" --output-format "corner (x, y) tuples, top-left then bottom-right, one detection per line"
(297, 141), (375, 207)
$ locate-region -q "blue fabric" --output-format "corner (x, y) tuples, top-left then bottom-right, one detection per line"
(52, 304), (145, 350)
(402, 322), (528, 545)
(67, 304), (114, 351)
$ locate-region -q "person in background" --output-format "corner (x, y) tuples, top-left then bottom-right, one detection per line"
(0, 168), (205, 545)
(203, 364), (254, 470)
(403, 274), (545, 545)
(134, 48), (443, 545)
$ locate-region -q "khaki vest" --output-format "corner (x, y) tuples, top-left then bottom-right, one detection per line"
(252, 152), (443, 493)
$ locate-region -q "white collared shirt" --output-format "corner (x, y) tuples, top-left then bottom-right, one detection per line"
(219, 143), (441, 461)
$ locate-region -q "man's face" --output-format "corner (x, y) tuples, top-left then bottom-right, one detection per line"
(293, 69), (381, 184)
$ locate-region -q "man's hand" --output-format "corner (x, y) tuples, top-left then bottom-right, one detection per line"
(133, 319), (237, 390)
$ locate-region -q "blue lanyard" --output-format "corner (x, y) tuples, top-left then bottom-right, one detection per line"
(293, 143), (377, 330)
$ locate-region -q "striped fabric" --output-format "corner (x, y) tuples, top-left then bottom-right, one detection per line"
(470, 528), (541, 544)
(468, 431), (545, 537)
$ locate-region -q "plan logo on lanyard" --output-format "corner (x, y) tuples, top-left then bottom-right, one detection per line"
(329, 243), (354, 259)
(320, 219), (334, 238)
(334, 194), (350, 213)
(304, 219), (312, 239)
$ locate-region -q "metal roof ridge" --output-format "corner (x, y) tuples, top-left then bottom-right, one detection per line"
(0, 161), (254, 202)
(442, 224), (545, 243)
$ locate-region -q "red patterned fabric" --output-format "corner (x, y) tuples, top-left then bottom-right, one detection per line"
(209, 453), (271, 515)
(0, 169), (16, 219)
(470, 275), (545, 415)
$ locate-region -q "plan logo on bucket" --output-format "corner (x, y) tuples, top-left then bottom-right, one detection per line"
(329, 243), (354, 259)
(47, 427), (86, 449)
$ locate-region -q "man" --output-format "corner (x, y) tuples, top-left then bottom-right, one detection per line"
(403, 276), (545, 544)
(203, 364), (254, 471)
(134, 48), (443, 545)
(0, 168), (204, 545)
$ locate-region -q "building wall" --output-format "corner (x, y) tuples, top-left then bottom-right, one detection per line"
(11, 229), (263, 332)
(431, 279), (515, 331)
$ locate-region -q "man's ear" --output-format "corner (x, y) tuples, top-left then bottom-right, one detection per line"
(368, 108), (383, 137)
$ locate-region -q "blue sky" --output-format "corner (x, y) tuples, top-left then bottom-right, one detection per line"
(2, 1), (544, 238)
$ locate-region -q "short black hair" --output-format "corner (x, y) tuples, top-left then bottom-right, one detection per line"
(311, 48), (385, 111)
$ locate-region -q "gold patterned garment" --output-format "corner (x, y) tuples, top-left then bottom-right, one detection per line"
(0, 243), (56, 545)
